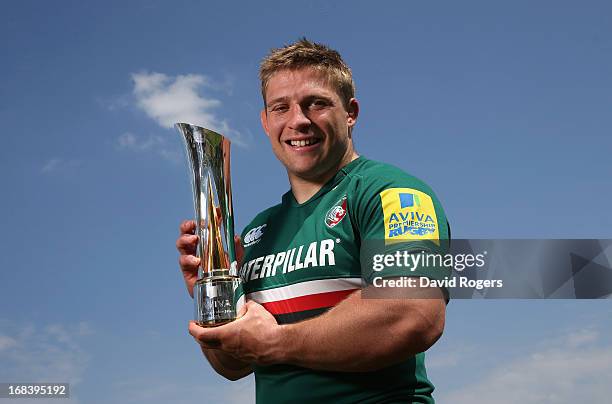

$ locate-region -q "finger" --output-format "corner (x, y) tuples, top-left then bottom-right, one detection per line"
(215, 207), (223, 226)
(188, 321), (223, 348)
(179, 255), (200, 272)
(234, 235), (244, 266)
(244, 300), (264, 312)
(179, 259), (198, 298)
(176, 234), (198, 255)
(234, 300), (261, 323)
(236, 300), (249, 318)
(241, 300), (277, 324)
(179, 220), (196, 235)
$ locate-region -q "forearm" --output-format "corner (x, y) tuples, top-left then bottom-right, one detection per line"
(279, 288), (445, 372)
(202, 347), (253, 381)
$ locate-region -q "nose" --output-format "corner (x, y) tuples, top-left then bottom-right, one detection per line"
(287, 104), (311, 131)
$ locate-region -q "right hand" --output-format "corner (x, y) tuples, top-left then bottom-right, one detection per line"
(176, 220), (244, 298)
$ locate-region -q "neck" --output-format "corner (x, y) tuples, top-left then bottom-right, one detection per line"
(289, 152), (359, 204)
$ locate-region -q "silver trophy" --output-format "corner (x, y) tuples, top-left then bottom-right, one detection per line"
(176, 123), (242, 327)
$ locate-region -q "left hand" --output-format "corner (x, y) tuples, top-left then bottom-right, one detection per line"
(189, 301), (286, 366)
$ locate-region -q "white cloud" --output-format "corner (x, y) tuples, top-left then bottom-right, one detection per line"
(117, 132), (162, 151)
(565, 328), (599, 347)
(439, 330), (612, 404)
(0, 335), (17, 351)
(224, 376), (255, 404)
(41, 158), (80, 174)
(97, 93), (131, 111)
(116, 132), (181, 163)
(131, 72), (246, 146)
(132, 72), (220, 129)
(76, 322), (94, 337)
(0, 321), (93, 404)
(108, 374), (254, 404)
(427, 348), (469, 370)
(42, 158), (62, 173)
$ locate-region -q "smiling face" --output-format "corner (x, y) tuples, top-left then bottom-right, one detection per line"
(260, 67), (359, 184)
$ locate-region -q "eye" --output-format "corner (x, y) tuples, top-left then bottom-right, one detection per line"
(270, 104), (289, 113)
(309, 99), (329, 110)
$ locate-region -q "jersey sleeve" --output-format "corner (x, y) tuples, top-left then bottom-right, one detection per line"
(350, 167), (451, 284)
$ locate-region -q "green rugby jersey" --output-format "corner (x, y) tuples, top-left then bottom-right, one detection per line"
(237, 156), (450, 404)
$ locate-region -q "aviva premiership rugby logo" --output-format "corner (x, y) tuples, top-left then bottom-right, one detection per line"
(380, 188), (440, 244)
(325, 196), (348, 228)
(393, 192), (435, 236)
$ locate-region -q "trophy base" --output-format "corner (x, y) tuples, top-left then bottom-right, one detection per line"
(194, 275), (241, 327)
(196, 319), (233, 328)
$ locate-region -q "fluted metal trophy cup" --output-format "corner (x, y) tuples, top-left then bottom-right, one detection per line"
(176, 123), (241, 327)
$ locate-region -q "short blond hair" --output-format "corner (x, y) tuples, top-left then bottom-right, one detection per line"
(259, 38), (355, 109)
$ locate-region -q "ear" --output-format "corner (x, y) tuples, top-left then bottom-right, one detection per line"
(347, 98), (359, 128)
(260, 109), (270, 138)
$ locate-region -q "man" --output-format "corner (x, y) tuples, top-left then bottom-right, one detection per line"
(177, 39), (450, 403)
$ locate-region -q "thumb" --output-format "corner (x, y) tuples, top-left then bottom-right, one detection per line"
(236, 299), (249, 318)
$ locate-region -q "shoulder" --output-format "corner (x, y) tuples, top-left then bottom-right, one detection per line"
(348, 158), (439, 198)
(347, 158), (449, 237)
(348, 158), (451, 248)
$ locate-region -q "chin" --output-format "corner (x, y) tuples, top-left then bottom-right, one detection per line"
(296, 168), (333, 182)
(290, 168), (318, 178)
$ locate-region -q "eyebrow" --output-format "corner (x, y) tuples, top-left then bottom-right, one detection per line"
(266, 94), (334, 108)
(266, 96), (289, 108)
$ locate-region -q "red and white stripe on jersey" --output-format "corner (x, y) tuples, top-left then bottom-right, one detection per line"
(242, 277), (362, 315)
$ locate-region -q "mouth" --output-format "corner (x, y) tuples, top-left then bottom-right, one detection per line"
(285, 138), (322, 149)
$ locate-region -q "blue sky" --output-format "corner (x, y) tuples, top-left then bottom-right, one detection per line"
(1, 1), (611, 403)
